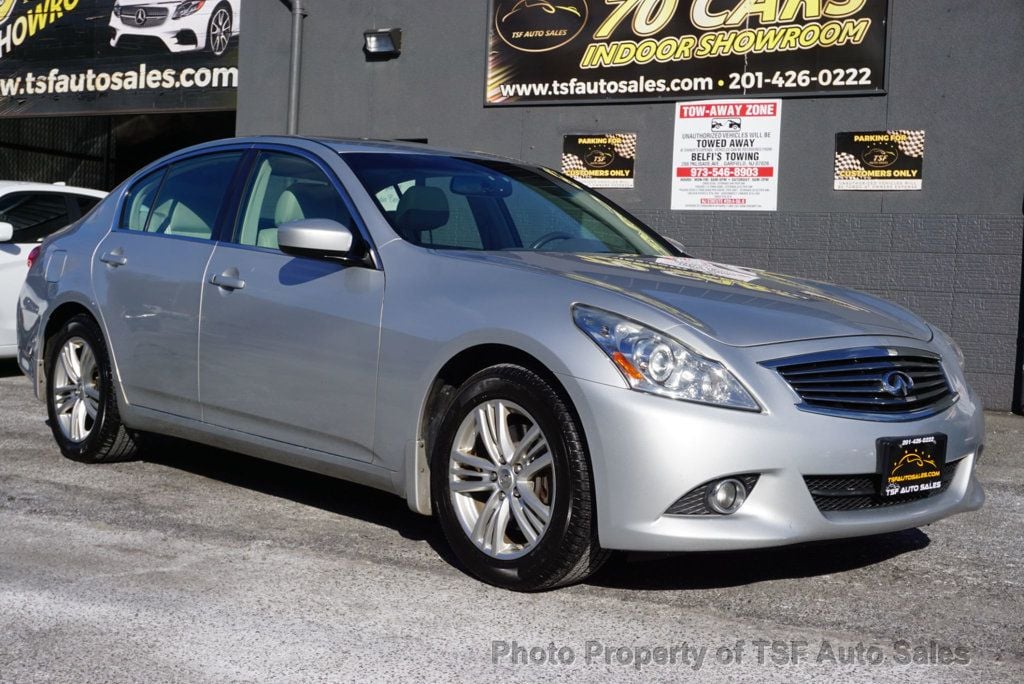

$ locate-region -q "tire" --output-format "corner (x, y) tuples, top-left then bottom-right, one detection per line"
(206, 4), (232, 56)
(431, 364), (609, 591)
(45, 314), (140, 463)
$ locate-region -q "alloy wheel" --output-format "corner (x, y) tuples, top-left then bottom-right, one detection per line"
(210, 8), (231, 55)
(448, 399), (555, 559)
(51, 337), (100, 443)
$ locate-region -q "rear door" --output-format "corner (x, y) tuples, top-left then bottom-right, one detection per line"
(198, 148), (384, 462)
(93, 150), (246, 419)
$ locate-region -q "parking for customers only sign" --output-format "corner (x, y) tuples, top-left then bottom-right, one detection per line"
(671, 99), (781, 211)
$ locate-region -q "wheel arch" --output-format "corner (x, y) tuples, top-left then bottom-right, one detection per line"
(35, 300), (100, 399)
(406, 342), (590, 516)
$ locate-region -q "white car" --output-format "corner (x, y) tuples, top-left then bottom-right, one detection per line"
(0, 183), (106, 358)
(109, 1), (240, 56)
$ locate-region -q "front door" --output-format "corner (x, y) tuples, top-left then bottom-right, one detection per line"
(198, 150), (384, 462)
(93, 151), (245, 419)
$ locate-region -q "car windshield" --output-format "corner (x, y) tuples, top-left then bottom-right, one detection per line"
(342, 152), (673, 255)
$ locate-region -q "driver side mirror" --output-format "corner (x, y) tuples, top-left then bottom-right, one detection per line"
(278, 218), (357, 260)
(0, 221), (13, 243)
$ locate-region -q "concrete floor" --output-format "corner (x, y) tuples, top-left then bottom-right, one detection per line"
(1, 359), (1021, 682)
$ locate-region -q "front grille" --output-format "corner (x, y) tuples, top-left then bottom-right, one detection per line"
(805, 460), (960, 512)
(116, 5), (169, 27)
(764, 347), (955, 420)
(665, 474), (760, 516)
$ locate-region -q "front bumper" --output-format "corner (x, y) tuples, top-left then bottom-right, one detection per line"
(109, 11), (207, 53)
(560, 337), (985, 552)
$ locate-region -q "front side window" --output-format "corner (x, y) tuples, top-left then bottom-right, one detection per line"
(121, 152), (242, 239)
(343, 152), (672, 255)
(0, 192), (71, 243)
(234, 152), (352, 250)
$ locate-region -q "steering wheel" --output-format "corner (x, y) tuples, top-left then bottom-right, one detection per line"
(528, 231), (574, 250)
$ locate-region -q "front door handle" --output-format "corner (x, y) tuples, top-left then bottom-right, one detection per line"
(100, 251), (127, 267)
(209, 272), (245, 291)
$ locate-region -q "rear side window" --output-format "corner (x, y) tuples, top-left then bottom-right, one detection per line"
(73, 195), (101, 217)
(121, 169), (166, 231)
(0, 192), (72, 243)
(121, 152), (243, 239)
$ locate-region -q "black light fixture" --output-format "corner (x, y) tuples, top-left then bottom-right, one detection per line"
(363, 28), (402, 58)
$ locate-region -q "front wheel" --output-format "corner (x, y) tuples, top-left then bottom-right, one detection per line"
(45, 315), (139, 463)
(206, 5), (232, 56)
(431, 364), (608, 590)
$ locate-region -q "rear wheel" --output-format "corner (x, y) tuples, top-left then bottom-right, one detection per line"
(45, 315), (139, 463)
(431, 364), (608, 590)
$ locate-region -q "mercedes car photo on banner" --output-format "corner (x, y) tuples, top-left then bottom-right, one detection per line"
(486, 0), (888, 105)
(0, 0), (239, 116)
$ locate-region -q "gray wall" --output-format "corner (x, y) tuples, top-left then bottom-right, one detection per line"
(238, 0), (1024, 409)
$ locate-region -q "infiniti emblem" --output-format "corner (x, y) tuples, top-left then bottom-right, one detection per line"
(134, 7), (147, 25)
(881, 371), (915, 398)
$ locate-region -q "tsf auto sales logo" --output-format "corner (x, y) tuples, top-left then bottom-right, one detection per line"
(495, 0), (588, 52)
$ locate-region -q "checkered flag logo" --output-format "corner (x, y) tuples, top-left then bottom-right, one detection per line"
(612, 133), (637, 159)
(834, 151), (864, 179)
(561, 153), (587, 173)
(892, 129), (925, 157)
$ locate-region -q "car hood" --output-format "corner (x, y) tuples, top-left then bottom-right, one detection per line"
(448, 252), (932, 347)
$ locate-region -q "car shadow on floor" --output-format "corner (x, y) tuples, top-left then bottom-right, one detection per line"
(139, 436), (930, 591)
(0, 359), (22, 378)
(588, 529), (930, 590)
(139, 436), (458, 564)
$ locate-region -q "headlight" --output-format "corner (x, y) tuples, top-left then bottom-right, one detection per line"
(173, 0), (206, 19)
(573, 305), (760, 411)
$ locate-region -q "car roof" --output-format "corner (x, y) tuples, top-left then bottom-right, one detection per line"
(121, 136), (539, 188)
(310, 137), (514, 162)
(0, 181), (107, 198)
(157, 135), (524, 165)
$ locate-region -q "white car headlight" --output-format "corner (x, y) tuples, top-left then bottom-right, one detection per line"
(573, 305), (760, 411)
(173, 0), (206, 19)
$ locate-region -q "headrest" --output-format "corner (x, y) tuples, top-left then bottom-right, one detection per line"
(275, 183), (344, 226)
(394, 186), (449, 237)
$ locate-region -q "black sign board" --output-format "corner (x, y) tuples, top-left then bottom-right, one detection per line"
(834, 130), (925, 190)
(562, 133), (636, 188)
(486, 0), (888, 105)
(0, 0), (238, 117)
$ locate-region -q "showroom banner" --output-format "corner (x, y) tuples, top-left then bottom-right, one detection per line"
(486, 0), (887, 105)
(0, 0), (239, 116)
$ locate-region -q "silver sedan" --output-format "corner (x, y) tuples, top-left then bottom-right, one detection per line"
(16, 137), (984, 590)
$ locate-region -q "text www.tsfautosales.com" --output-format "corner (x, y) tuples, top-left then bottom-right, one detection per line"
(0, 65), (238, 97)
(491, 639), (970, 672)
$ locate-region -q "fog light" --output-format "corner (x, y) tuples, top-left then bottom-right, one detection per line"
(706, 478), (747, 515)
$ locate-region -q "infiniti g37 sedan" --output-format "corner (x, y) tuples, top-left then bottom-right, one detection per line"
(17, 137), (984, 590)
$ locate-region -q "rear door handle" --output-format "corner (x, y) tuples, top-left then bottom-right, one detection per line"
(100, 251), (127, 267)
(209, 272), (245, 291)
